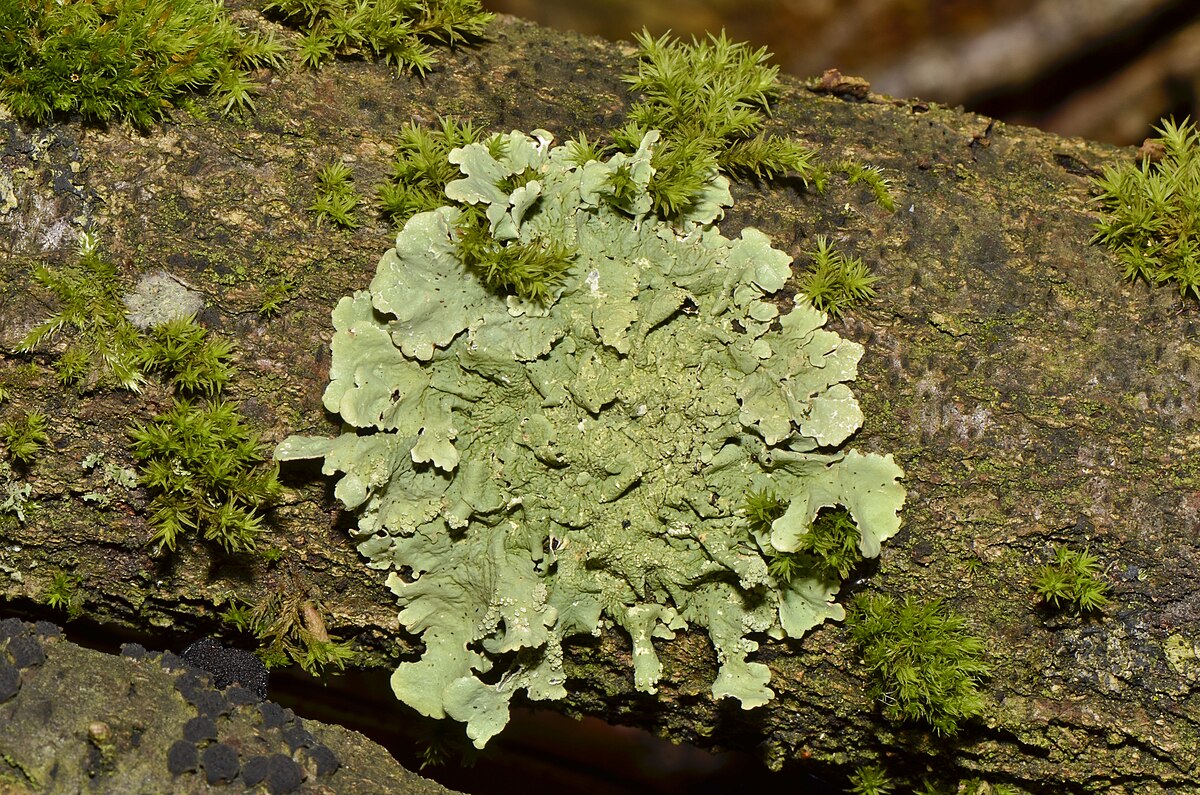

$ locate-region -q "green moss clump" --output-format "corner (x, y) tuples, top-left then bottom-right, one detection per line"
(0, 411), (48, 465)
(847, 593), (990, 736)
(129, 399), (281, 554)
(1035, 545), (1110, 613)
(797, 235), (878, 318)
(19, 232), (279, 554)
(838, 159), (896, 212)
(18, 232), (145, 391)
(848, 765), (896, 795)
(264, 0), (493, 73)
(0, 0), (285, 126)
(308, 161), (363, 229)
(139, 315), (234, 395)
(743, 489), (864, 581)
(43, 570), (83, 618)
(377, 118), (490, 226)
(1092, 117), (1200, 298)
(374, 119), (573, 303)
(615, 29), (819, 218)
(222, 595), (355, 675)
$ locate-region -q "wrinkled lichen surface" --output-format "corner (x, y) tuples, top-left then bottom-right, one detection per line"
(277, 130), (903, 746)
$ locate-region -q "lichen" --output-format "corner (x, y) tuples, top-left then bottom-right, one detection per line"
(276, 129), (905, 746)
(122, 273), (205, 330)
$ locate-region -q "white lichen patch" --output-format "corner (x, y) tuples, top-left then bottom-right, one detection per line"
(122, 272), (204, 329)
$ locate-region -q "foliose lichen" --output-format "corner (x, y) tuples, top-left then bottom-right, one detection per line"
(276, 129), (905, 746)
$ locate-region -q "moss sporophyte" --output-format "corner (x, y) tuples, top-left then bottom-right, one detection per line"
(277, 129), (906, 746)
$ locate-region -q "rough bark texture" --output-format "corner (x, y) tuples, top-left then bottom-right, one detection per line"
(1, 8), (1198, 794)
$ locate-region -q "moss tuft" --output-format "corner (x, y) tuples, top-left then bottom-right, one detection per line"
(847, 593), (990, 736)
(1035, 545), (1110, 613)
(222, 595), (355, 675)
(129, 399), (281, 554)
(264, 0), (493, 74)
(797, 235), (878, 318)
(308, 161), (363, 229)
(1092, 116), (1200, 298)
(615, 29), (818, 218)
(0, 0), (284, 126)
(377, 118), (491, 227)
(0, 410), (48, 465)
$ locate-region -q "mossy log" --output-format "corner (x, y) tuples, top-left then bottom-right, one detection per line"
(1, 8), (1198, 793)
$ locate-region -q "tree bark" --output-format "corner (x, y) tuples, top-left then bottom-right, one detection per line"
(1, 8), (1197, 793)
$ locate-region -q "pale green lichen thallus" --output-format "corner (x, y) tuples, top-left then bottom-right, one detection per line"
(276, 129), (905, 747)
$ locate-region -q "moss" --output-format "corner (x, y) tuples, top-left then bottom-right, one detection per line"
(744, 490), (865, 581)
(257, 273), (298, 319)
(0, 410), (48, 465)
(17, 232), (145, 391)
(846, 592), (991, 736)
(264, 0), (493, 74)
(376, 117), (491, 227)
(17, 233), (280, 555)
(615, 29), (820, 218)
(308, 161), (363, 230)
(1092, 117), (1200, 298)
(0, 0), (285, 126)
(42, 570), (83, 618)
(1034, 545), (1110, 613)
(222, 594), (356, 676)
(848, 764), (896, 795)
(796, 235), (879, 318)
(129, 398), (281, 554)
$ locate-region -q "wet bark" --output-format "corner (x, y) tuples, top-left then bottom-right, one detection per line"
(1, 8), (1198, 793)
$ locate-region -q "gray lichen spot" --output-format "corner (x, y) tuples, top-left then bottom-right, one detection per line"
(123, 272), (205, 329)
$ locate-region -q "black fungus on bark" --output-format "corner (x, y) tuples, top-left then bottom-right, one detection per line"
(180, 637), (268, 699)
(201, 742), (240, 784)
(167, 740), (198, 776)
